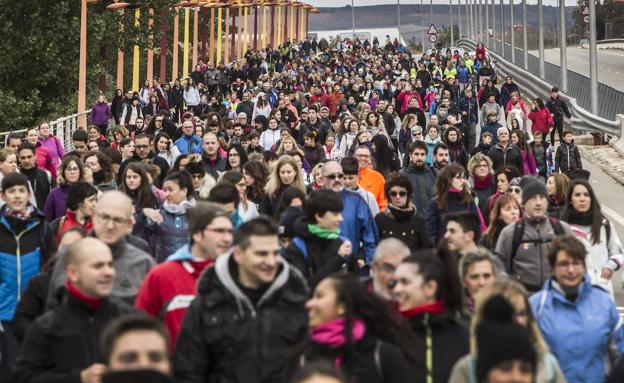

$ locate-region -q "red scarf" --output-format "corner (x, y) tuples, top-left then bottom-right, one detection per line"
(66, 280), (104, 311)
(473, 173), (493, 190)
(400, 300), (445, 319)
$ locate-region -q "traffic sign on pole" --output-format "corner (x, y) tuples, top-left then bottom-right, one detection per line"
(583, 15), (589, 23)
(427, 24), (439, 35)
(581, 6), (589, 15)
(429, 34), (438, 43)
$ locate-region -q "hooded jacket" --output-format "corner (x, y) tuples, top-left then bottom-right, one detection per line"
(530, 275), (624, 383)
(337, 188), (379, 265)
(173, 253), (309, 383)
(141, 199), (196, 262)
(554, 141), (582, 173)
(0, 206), (55, 321)
(135, 244), (215, 351)
(402, 164), (437, 217)
(375, 205), (432, 251)
(283, 217), (346, 287)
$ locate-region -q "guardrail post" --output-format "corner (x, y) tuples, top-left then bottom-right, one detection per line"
(559, 0), (568, 92)
(538, 0), (545, 78)
(610, 114), (624, 154)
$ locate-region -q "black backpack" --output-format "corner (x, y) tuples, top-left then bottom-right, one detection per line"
(509, 217), (565, 272)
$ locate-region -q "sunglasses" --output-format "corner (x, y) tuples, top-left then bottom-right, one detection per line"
(324, 173), (344, 180)
(390, 190), (408, 197)
(508, 187), (522, 194)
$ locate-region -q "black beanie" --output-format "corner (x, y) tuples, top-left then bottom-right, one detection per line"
(102, 369), (172, 383)
(476, 295), (537, 382)
(520, 176), (548, 205)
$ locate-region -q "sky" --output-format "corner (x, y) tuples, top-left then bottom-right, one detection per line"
(307, 0), (580, 7)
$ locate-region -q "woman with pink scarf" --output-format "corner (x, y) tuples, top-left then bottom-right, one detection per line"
(297, 274), (419, 382)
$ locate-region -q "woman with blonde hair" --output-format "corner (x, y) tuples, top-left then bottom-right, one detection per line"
(259, 155), (307, 220)
(276, 133), (305, 157)
(467, 153), (496, 220)
(449, 278), (566, 383)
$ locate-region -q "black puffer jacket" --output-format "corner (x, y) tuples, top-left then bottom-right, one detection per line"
(283, 217), (346, 287)
(12, 294), (133, 383)
(406, 311), (470, 383)
(173, 252), (309, 383)
(375, 206), (432, 251)
(298, 333), (415, 383)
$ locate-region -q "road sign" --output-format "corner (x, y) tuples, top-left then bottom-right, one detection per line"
(584, 15), (590, 23)
(581, 6), (589, 15)
(429, 34), (438, 43)
(427, 24), (439, 35)
(488, 28), (493, 37)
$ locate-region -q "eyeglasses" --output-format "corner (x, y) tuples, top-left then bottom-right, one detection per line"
(454, 174), (466, 180)
(355, 153), (371, 158)
(508, 187), (522, 194)
(229, 152), (239, 157)
(191, 174), (204, 180)
(155, 119), (163, 123)
(390, 190), (408, 198)
(324, 173), (344, 180)
(135, 144), (150, 149)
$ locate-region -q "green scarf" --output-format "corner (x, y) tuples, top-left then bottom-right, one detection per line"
(308, 224), (340, 239)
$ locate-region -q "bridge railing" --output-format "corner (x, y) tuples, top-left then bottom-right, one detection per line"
(485, 38), (624, 122)
(459, 38), (622, 136)
(0, 111), (90, 150)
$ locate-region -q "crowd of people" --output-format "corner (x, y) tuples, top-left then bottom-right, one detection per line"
(0, 35), (621, 383)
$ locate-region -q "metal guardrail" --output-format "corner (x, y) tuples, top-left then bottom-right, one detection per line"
(458, 38), (622, 136)
(484, 39), (624, 122)
(0, 111), (90, 151)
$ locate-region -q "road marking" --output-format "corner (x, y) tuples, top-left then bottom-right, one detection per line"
(603, 205), (624, 227)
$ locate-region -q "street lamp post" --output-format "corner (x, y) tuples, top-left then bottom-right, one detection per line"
(538, 0), (544, 78)
(351, 0), (355, 38)
(510, 0), (515, 63)
(589, 0), (598, 113)
(450, 0), (454, 47)
(559, 0), (567, 92)
(522, 0), (527, 70)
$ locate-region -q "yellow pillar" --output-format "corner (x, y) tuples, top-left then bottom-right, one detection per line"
(243, 6), (249, 54)
(209, 7), (215, 64)
(289, 5), (294, 41)
(132, 9), (140, 91)
(147, 8), (154, 82)
(173, 13), (179, 81)
(224, 7), (230, 63)
(192, 7), (199, 68)
(216, 7), (222, 64)
(183, 8), (190, 79)
(116, 10), (124, 90)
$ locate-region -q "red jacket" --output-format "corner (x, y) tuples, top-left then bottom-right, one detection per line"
(35, 144), (57, 180)
(309, 93), (329, 108)
(528, 108), (554, 135)
(135, 246), (214, 352)
(396, 91), (423, 114)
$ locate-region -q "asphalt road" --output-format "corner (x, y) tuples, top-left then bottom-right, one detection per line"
(528, 47), (624, 91)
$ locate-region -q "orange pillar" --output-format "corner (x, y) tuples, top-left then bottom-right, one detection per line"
(173, 13), (180, 80)
(78, 0), (87, 127)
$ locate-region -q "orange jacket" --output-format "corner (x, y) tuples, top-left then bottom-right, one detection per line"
(359, 167), (387, 211)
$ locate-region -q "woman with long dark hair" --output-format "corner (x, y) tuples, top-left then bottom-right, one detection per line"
(393, 250), (469, 383)
(43, 155), (85, 222)
(225, 144), (249, 172)
(486, 165), (522, 216)
(118, 162), (162, 239)
(297, 273), (421, 382)
(243, 160), (269, 205)
(511, 129), (537, 176)
(371, 135), (400, 179)
(426, 164), (485, 245)
(546, 173), (569, 219)
(561, 179), (624, 295)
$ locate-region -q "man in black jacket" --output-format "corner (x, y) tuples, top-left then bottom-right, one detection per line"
(13, 237), (133, 383)
(545, 86), (572, 146)
(174, 217), (309, 383)
(17, 143), (52, 210)
(117, 134), (170, 188)
(487, 127), (523, 173)
(201, 132), (226, 179)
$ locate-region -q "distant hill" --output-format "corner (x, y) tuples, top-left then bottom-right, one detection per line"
(309, 4), (575, 34)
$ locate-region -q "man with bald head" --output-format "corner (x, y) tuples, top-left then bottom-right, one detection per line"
(14, 238), (134, 383)
(47, 191), (155, 308)
(321, 161), (378, 268)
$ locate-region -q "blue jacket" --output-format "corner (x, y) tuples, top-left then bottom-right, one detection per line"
(143, 205), (192, 263)
(338, 188), (378, 265)
(0, 206), (56, 320)
(458, 96), (479, 125)
(456, 66), (470, 83)
(174, 134), (203, 155)
(530, 275), (624, 383)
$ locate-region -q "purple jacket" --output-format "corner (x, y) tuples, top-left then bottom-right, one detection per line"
(43, 185), (70, 222)
(38, 135), (64, 167)
(90, 102), (112, 126)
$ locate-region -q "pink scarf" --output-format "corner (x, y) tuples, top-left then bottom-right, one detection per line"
(310, 318), (366, 369)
